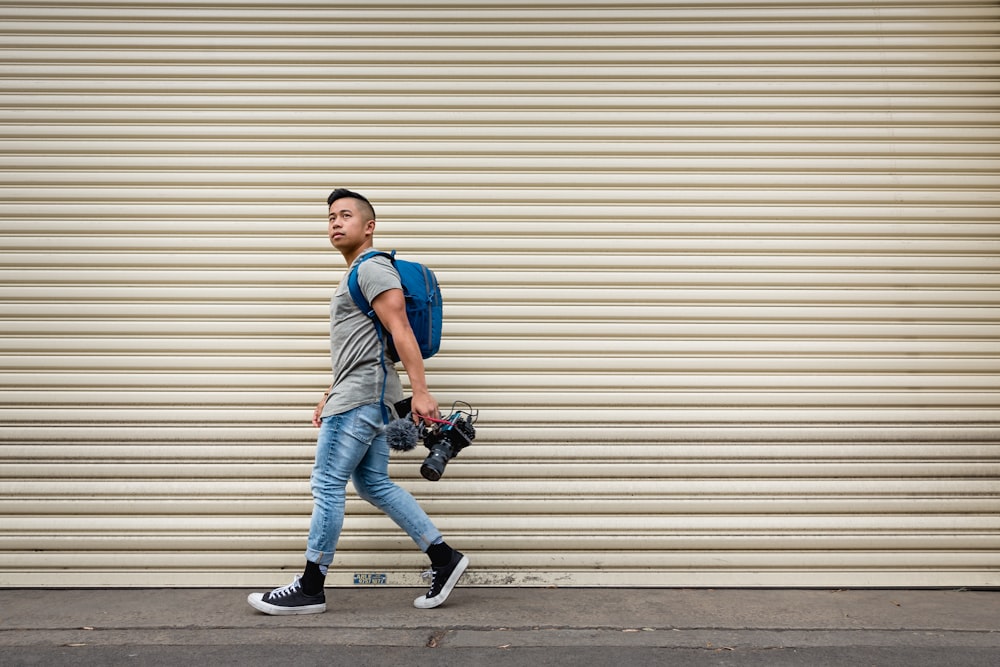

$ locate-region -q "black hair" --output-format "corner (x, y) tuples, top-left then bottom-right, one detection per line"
(327, 188), (375, 220)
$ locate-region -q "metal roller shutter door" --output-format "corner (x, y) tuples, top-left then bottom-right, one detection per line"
(1, 1), (998, 587)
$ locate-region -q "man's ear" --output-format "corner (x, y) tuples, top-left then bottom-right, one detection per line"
(365, 219), (376, 238)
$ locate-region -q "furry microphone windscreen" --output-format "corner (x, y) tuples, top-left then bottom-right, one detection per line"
(385, 417), (419, 451)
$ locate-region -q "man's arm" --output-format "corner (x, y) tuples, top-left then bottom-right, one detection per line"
(371, 288), (440, 422)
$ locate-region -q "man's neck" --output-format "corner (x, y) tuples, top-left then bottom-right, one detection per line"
(342, 242), (374, 266)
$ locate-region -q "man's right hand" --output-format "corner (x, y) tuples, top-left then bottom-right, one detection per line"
(312, 390), (330, 427)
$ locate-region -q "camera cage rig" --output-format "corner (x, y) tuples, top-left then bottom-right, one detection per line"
(388, 398), (478, 481)
(393, 397), (478, 438)
(420, 401), (478, 434)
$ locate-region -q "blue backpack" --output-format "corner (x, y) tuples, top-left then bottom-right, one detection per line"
(346, 250), (443, 363)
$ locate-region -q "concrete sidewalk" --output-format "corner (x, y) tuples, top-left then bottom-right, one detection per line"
(1, 587), (998, 665)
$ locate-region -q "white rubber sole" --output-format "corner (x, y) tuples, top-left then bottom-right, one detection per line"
(247, 592), (326, 616)
(413, 554), (469, 609)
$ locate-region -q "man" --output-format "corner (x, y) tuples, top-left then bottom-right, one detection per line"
(248, 189), (468, 615)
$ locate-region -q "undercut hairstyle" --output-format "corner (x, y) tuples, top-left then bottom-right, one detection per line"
(327, 188), (375, 221)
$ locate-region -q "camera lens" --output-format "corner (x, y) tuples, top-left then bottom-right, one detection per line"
(420, 444), (451, 481)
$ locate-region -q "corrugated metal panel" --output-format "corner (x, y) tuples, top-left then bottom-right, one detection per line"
(1, 0), (998, 588)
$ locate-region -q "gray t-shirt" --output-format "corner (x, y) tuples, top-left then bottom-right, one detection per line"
(321, 250), (404, 418)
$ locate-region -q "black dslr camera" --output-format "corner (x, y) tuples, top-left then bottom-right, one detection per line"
(388, 399), (478, 481)
(420, 402), (477, 481)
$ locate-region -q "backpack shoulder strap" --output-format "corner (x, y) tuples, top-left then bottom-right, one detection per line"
(346, 250), (395, 318)
(344, 249), (397, 425)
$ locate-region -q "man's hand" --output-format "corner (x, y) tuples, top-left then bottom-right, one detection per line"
(410, 390), (440, 425)
(312, 388), (331, 427)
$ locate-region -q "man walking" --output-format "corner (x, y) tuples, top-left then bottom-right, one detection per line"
(248, 189), (468, 615)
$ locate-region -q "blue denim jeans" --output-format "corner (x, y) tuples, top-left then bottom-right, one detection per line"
(305, 402), (442, 567)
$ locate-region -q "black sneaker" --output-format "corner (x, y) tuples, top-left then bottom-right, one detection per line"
(413, 551), (469, 609)
(247, 577), (326, 615)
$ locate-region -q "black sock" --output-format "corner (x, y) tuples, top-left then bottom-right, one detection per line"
(299, 560), (325, 595)
(426, 541), (454, 567)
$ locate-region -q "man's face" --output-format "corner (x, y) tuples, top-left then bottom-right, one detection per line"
(328, 197), (374, 252)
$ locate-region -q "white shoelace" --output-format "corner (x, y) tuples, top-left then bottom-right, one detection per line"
(267, 577), (301, 599)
